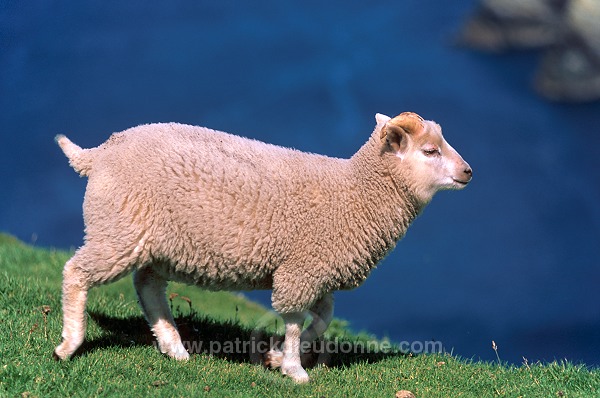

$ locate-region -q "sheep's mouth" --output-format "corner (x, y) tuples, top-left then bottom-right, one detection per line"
(452, 179), (470, 186)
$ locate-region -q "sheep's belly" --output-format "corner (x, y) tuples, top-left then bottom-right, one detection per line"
(152, 260), (275, 291)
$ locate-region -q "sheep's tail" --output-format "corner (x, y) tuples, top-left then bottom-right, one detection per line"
(55, 135), (94, 176)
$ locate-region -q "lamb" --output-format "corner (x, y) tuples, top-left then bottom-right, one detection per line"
(54, 111), (472, 383)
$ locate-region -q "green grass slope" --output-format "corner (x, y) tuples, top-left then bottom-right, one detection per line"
(0, 233), (598, 397)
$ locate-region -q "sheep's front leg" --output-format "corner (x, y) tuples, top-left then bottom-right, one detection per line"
(280, 312), (310, 383)
(300, 293), (334, 343)
(133, 267), (189, 360)
(267, 294), (333, 372)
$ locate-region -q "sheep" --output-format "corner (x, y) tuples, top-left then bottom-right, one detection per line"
(54, 111), (472, 383)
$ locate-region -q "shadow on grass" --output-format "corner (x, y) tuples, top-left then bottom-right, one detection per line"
(79, 311), (410, 369)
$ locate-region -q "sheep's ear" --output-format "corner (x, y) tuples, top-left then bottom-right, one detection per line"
(380, 112), (425, 156)
(381, 123), (409, 155)
(375, 113), (391, 125)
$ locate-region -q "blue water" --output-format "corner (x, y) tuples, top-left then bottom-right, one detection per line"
(2, 1), (599, 366)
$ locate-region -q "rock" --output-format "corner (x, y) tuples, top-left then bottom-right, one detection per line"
(457, 0), (566, 51)
(535, 0), (600, 101)
(459, 0), (600, 102)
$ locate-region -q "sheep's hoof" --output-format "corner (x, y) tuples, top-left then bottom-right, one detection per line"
(53, 343), (73, 361)
(264, 349), (283, 369)
(52, 350), (65, 361)
(157, 340), (190, 360)
(169, 348), (190, 361)
(282, 363), (310, 384)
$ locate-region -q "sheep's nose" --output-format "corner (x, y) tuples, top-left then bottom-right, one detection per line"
(463, 165), (473, 182)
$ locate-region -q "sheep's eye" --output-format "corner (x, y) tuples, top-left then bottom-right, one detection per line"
(422, 147), (440, 156)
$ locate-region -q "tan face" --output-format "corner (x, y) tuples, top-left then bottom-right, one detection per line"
(379, 112), (472, 203)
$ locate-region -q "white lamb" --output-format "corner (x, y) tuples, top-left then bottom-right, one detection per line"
(54, 111), (472, 383)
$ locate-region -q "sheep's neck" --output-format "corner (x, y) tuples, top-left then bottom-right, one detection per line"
(349, 135), (424, 263)
(323, 149), (421, 291)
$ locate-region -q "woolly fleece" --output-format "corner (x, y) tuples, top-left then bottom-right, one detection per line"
(57, 116), (423, 313)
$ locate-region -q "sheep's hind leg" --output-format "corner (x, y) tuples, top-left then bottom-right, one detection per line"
(54, 244), (144, 360)
(280, 312), (310, 383)
(133, 266), (189, 360)
(53, 255), (90, 360)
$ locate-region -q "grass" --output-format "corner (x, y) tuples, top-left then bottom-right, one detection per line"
(0, 233), (598, 397)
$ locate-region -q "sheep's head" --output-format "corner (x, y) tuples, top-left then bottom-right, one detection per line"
(377, 112), (472, 204)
